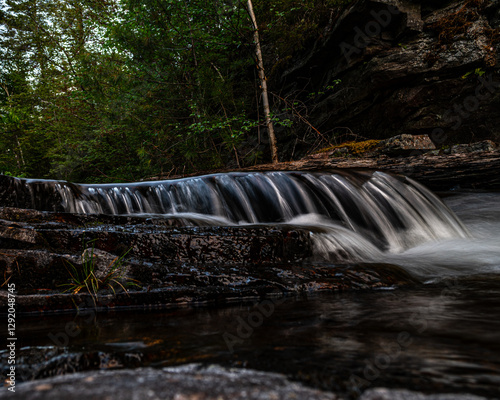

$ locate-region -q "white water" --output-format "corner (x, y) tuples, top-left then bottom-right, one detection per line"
(388, 192), (500, 279)
(8, 170), (499, 279)
(310, 192), (500, 279)
(56, 171), (470, 251)
(139, 188), (500, 280)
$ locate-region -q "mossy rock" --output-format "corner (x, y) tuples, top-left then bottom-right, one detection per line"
(318, 140), (381, 157)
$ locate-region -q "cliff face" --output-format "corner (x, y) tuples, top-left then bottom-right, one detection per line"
(277, 0), (500, 151)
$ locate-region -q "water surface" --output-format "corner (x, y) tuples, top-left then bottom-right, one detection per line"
(5, 191), (500, 399)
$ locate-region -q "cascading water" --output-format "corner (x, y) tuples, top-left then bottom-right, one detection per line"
(5, 171), (499, 398)
(55, 171), (468, 248)
(2, 170), (487, 279)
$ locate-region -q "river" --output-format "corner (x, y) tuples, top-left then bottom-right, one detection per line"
(6, 190), (500, 399)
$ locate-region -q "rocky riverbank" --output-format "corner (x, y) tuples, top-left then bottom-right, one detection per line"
(1, 137), (498, 314)
(0, 206), (416, 314)
(1, 165), (497, 399)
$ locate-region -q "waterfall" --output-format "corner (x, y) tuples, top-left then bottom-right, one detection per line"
(0, 171), (470, 260)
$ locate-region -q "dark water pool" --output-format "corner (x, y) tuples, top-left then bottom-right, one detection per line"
(7, 277), (500, 399)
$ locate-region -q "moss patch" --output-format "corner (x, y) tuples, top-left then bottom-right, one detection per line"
(318, 140), (381, 157)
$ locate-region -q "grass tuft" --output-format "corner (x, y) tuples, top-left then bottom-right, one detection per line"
(59, 240), (140, 305)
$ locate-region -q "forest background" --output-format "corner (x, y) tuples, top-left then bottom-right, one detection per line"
(0, 0), (351, 183)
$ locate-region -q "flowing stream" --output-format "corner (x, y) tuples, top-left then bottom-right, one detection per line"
(2, 171), (500, 397)
(8, 170), (497, 280)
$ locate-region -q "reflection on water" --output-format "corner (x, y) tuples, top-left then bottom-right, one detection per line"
(4, 192), (500, 399)
(8, 278), (500, 398)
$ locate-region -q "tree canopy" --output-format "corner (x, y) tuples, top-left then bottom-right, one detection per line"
(0, 0), (350, 182)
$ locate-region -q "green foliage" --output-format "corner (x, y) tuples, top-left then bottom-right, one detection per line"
(0, 0), (350, 182)
(462, 68), (486, 79)
(308, 79), (342, 98)
(59, 240), (139, 303)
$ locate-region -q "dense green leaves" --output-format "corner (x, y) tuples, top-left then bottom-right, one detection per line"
(0, 0), (350, 182)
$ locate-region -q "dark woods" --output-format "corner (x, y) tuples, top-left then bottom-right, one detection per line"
(0, 0), (350, 182)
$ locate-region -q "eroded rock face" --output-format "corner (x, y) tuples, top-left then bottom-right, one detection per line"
(278, 0), (500, 149)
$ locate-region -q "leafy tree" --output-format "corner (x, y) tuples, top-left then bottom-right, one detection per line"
(0, 0), (351, 182)
(107, 0), (260, 174)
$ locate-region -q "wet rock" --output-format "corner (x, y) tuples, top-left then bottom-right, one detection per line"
(359, 388), (488, 400)
(0, 205), (417, 313)
(0, 347), (144, 383)
(0, 249), (76, 293)
(2, 364), (339, 400)
(0, 259), (417, 313)
(80, 247), (131, 281)
(0, 175), (65, 212)
(0, 208), (312, 267)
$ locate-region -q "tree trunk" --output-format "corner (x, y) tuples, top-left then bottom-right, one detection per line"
(247, 0), (278, 164)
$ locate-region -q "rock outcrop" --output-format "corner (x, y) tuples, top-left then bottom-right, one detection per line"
(0, 207), (416, 314)
(276, 0), (500, 155)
